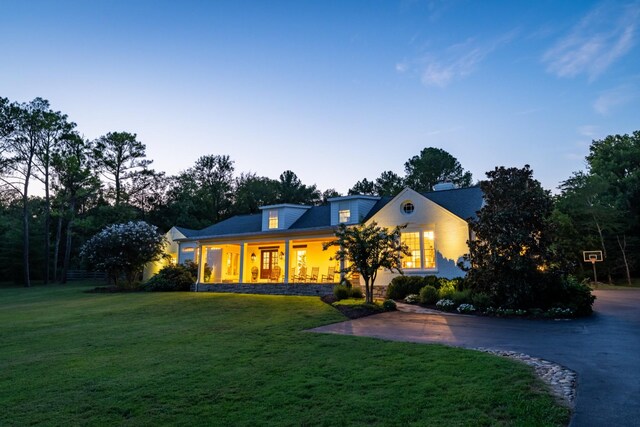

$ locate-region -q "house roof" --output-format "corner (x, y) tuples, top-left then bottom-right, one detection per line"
(421, 186), (483, 220)
(174, 186), (483, 241)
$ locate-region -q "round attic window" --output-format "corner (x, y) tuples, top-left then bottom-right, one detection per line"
(401, 201), (415, 215)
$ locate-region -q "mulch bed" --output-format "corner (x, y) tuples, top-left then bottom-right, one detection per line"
(320, 294), (383, 319)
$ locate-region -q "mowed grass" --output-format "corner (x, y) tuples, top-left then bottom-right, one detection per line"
(0, 284), (569, 426)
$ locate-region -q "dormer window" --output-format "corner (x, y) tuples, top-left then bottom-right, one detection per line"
(268, 210), (278, 229)
(339, 209), (350, 223)
(338, 201), (351, 223)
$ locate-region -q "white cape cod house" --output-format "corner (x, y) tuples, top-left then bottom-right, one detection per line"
(144, 185), (483, 290)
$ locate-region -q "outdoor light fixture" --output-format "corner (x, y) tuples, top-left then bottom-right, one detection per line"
(279, 251), (284, 260)
(251, 252), (256, 262)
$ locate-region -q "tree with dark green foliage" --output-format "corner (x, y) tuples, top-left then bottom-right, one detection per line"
(93, 131), (152, 207)
(277, 170), (321, 205)
(51, 133), (101, 283)
(374, 170), (405, 196)
(555, 131), (640, 285)
(323, 222), (409, 304)
(34, 106), (75, 284)
(404, 147), (472, 192)
(348, 178), (376, 195)
(233, 172), (280, 214)
(321, 188), (342, 204)
(0, 98), (50, 286)
(464, 165), (557, 308)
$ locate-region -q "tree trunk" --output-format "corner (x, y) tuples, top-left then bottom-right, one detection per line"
(617, 235), (632, 287)
(364, 278), (373, 304)
(592, 216), (612, 284)
(43, 167), (50, 284)
(53, 215), (62, 282)
(22, 162), (32, 288)
(61, 200), (75, 284)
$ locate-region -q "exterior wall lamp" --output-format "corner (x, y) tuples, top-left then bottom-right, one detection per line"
(251, 252), (256, 263)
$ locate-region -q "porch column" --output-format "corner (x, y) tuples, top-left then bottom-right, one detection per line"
(283, 239), (290, 283)
(238, 242), (245, 284)
(195, 241), (202, 292)
(339, 243), (345, 284)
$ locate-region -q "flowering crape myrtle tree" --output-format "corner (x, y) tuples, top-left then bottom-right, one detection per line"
(324, 222), (409, 304)
(80, 221), (166, 288)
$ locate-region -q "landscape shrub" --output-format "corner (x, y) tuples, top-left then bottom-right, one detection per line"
(438, 281), (456, 300)
(386, 276), (428, 299)
(545, 307), (574, 318)
(471, 292), (492, 310)
(457, 303), (476, 314)
(382, 299), (397, 311)
(451, 289), (472, 305)
(435, 299), (456, 311)
(183, 260), (198, 278)
(559, 277), (595, 316)
(80, 221), (166, 289)
(419, 285), (438, 305)
(441, 277), (465, 291)
(349, 287), (364, 299)
(423, 275), (440, 289)
(404, 294), (419, 303)
(333, 285), (350, 300)
(142, 264), (195, 292)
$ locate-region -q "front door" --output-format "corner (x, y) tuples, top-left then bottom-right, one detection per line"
(260, 249), (278, 279)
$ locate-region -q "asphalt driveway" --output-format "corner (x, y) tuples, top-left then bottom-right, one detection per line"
(311, 290), (640, 426)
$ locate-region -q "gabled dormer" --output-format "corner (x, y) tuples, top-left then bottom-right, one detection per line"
(327, 195), (380, 226)
(259, 204), (311, 231)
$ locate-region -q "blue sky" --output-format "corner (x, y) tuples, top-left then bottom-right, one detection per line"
(1, 0), (638, 194)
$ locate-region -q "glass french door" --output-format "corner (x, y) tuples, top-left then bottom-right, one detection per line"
(260, 249), (278, 279)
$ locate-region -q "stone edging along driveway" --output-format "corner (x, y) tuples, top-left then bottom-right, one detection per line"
(310, 290), (640, 427)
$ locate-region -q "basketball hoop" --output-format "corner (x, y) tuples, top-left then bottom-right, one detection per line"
(583, 251), (603, 283)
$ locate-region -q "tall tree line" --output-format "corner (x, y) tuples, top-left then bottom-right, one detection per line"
(2, 96), (637, 285)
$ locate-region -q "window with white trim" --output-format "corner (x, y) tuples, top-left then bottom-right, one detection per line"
(268, 210), (278, 229)
(401, 232), (421, 269)
(401, 230), (436, 269)
(338, 201), (351, 223)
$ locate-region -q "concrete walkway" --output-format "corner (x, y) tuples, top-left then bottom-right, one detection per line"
(311, 290), (640, 426)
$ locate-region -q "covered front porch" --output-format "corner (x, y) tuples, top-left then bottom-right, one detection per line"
(194, 236), (343, 285)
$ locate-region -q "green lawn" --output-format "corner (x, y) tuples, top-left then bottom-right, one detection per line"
(0, 284), (569, 426)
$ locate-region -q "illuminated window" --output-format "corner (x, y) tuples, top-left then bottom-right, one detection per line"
(268, 210), (278, 229)
(401, 201), (415, 215)
(296, 250), (307, 270)
(423, 231), (436, 269)
(339, 209), (351, 223)
(401, 232), (421, 269)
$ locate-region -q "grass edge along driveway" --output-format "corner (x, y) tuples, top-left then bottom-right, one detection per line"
(0, 283), (569, 426)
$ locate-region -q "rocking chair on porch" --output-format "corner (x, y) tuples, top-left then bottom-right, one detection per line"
(269, 266), (282, 283)
(293, 266), (307, 282)
(321, 266), (335, 283)
(308, 267), (319, 282)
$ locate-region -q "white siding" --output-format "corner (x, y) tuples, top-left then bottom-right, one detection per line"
(367, 188), (469, 285)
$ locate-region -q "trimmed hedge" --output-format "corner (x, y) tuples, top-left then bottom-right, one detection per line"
(142, 264), (195, 292)
(386, 276), (439, 300)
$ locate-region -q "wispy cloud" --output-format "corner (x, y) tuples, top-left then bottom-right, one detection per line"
(578, 125), (599, 138)
(593, 84), (637, 114)
(417, 30), (518, 87)
(542, 2), (640, 80)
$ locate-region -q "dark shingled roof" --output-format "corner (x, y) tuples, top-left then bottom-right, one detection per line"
(175, 187), (483, 240)
(422, 186), (483, 220)
(289, 205), (331, 229)
(183, 214), (263, 239)
(361, 196), (393, 222)
(174, 226), (198, 238)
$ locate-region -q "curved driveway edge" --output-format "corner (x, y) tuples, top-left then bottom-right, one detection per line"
(310, 290), (640, 427)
